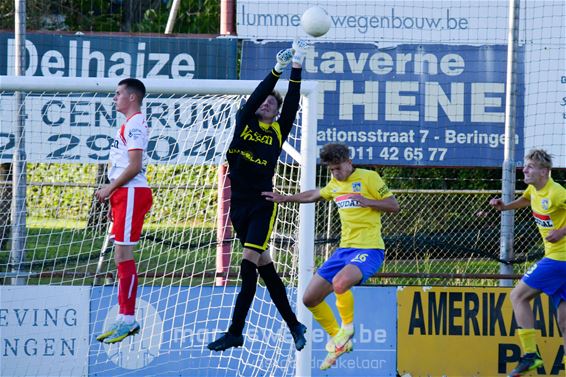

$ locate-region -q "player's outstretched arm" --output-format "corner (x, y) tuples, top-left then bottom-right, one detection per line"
(262, 189), (322, 203)
(277, 40), (308, 135)
(237, 47), (294, 122)
(489, 196), (530, 211)
(488, 198), (505, 211)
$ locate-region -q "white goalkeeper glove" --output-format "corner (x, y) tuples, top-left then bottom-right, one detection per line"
(274, 48), (294, 73)
(292, 39), (309, 65)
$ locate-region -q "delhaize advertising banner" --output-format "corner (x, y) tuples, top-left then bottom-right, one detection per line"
(0, 32), (237, 79)
(0, 32), (238, 165)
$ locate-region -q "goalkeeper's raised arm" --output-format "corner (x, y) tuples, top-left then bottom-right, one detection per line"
(235, 39), (307, 128)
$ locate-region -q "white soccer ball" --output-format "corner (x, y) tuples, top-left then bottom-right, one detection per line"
(301, 6), (331, 37)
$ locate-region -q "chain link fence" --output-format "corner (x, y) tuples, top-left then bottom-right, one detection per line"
(0, 163), (547, 287)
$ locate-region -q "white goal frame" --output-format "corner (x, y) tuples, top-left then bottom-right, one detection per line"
(0, 75), (318, 377)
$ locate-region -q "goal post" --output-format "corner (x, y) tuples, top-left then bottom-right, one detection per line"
(0, 75), (317, 377)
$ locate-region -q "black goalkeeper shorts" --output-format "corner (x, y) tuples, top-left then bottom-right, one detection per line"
(230, 198), (277, 253)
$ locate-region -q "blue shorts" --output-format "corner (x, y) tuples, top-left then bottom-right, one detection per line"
(522, 257), (566, 309)
(317, 248), (385, 285)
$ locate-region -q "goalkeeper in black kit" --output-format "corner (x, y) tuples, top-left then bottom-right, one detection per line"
(207, 40), (309, 352)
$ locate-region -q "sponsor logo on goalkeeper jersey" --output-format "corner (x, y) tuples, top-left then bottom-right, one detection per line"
(335, 194), (361, 209)
(228, 148), (267, 166)
(240, 125), (273, 145)
(533, 211), (553, 228)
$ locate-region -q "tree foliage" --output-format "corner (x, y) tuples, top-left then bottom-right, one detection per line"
(1, 0), (219, 34)
(135, 0), (220, 34)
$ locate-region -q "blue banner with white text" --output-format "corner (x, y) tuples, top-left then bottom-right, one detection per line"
(89, 286), (397, 376)
(0, 32), (237, 79)
(241, 41), (524, 167)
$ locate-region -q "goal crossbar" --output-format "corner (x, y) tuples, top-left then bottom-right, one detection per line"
(0, 75), (318, 96)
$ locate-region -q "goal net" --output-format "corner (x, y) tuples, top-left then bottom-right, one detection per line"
(0, 76), (317, 377)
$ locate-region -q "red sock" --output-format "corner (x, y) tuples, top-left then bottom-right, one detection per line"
(117, 268), (124, 314)
(117, 259), (138, 316)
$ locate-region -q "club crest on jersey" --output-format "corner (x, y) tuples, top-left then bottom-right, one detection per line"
(541, 198), (550, 211)
(532, 211), (553, 228)
(335, 194), (360, 209)
(352, 182), (361, 192)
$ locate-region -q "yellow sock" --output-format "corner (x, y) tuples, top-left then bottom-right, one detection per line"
(563, 355), (566, 376)
(308, 301), (340, 337)
(335, 290), (354, 325)
(517, 328), (537, 354)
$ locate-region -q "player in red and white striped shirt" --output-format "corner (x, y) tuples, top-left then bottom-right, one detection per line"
(95, 78), (152, 344)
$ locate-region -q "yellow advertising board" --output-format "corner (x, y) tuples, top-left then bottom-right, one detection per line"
(397, 286), (564, 376)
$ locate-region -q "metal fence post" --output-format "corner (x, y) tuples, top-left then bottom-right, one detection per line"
(499, 0), (521, 286)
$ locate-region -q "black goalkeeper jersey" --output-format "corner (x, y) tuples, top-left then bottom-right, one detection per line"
(227, 67), (302, 199)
